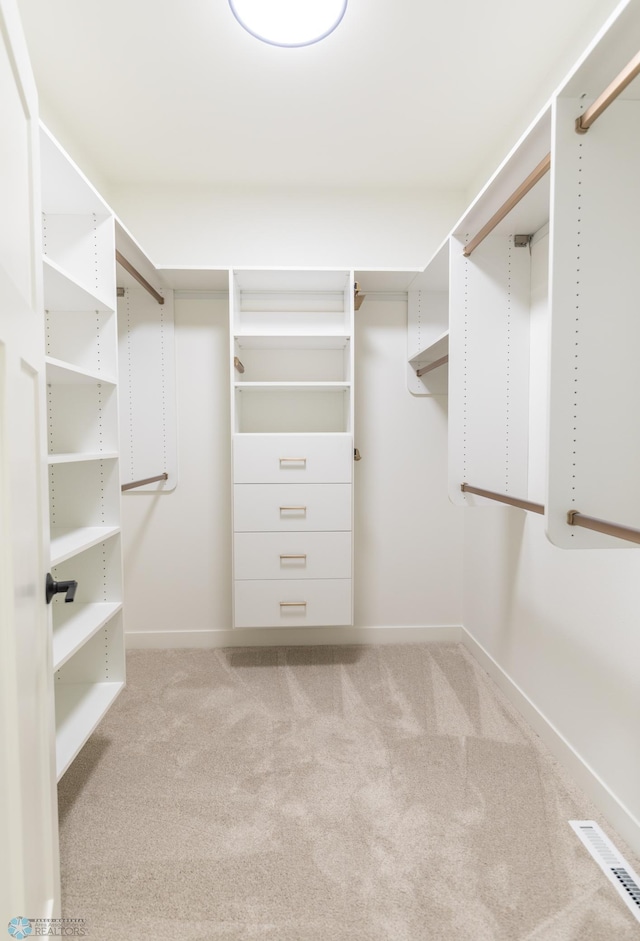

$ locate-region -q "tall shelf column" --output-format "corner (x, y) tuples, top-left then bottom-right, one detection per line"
(230, 269), (355, 629)
(547, 3), (640, 547)
(40, 126), (125, 779)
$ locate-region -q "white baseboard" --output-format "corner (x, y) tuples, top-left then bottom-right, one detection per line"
(125, 624), (462, 649)
(461, 626), (640, 860)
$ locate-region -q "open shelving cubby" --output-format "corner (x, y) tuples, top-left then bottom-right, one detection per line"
(231, 269), (354, 436)
(41, 124), (125, 779)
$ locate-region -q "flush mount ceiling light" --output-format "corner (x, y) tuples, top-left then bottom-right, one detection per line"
(229, 0), (348, 47)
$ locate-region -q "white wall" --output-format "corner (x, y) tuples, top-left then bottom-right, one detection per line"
(463, 510), (640, 849)
(109, 182), (465, 272)
(121, 295), (464, 645)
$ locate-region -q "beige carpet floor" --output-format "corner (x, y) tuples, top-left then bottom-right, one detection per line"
(58, 643), (640, 940)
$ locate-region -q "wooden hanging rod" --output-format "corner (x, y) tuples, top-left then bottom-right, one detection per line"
(462, 153), (551, 257)
(121, 473), (168, 492)
(115, 250), (165, 305)
(566, 510), (640, 544)
(575, 49), (640, 134)
(461, 483), (545, 515)
(416, 354), (448, 377)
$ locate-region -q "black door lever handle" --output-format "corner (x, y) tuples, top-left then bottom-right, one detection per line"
(45, 573), (78, 604)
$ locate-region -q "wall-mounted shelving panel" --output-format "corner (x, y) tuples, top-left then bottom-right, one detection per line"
(547, 0), (640, 548)
(447, 108), (552, 509)
(41, 123), (125, 778)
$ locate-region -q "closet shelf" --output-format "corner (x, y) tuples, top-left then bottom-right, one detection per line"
(43, 256), (114, 312)
(48, 451), (119, 464)
(55, 681), (124, 780)
(45, 356), (117, 386)
(234, 325), (349, 338)
(52, 602), (123, 671)
(234, 334), (351, 350)
(50, 526), (120, 566)
(235, 382), (350, 391)
(409, 330), (449, 367)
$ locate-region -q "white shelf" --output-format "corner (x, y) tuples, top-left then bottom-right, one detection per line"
(234, 270), (350, 293)
(409, 330), (449, 367)
(55, 681), (124, 780)
(235, 382), (350, 391)
(52, 602), (122, 671)
(234, 320), (349, 337)
(45, 356), (117, 385)
(43, 256), (114, 312)
(48, 452), (119, 464)
(235, 334), (350, 350)
(50, 526), (120, 565)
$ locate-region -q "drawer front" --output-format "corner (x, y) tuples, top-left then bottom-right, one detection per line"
(233, 434), (353, 483)
(234, 532), (351, 580)
(234, 484), (351, 532)
(234, 579), (352, 628)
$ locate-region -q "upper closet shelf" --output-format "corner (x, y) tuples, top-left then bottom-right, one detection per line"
(45, 357), (117, 386)
(234, 318), (349, 337)
(454, 107), (552, 245)
(235, 382), (350, 392)
(409, 330), (449, 367)
(234, 334), (350, 350)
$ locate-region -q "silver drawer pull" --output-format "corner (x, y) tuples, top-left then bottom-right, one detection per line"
(280, 554), (307, 560)
(279, 506), (307, 512)
(280, 601), (307, 607)
(279, 457), (307, 465)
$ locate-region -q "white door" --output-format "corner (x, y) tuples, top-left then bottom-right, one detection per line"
(0, 0), (61, 925)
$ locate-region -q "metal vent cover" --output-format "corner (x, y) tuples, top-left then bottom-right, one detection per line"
(570, 820), (640, 923)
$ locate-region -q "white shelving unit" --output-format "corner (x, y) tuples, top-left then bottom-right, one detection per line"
(414, 0), (640, 551)
(547, 0), (640, 548)
(447, 107), (552, 508)
(41, 125), (125, 780)
(230, 269), (355, 628)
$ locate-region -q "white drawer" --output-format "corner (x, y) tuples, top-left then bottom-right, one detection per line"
(234, 532), (351, 580)
(233, 434), (353, 483)
(234, 579), (352, 628)
(234, 483), (351, 532)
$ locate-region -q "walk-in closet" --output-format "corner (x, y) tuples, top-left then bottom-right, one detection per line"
(2, 0), (640, 937)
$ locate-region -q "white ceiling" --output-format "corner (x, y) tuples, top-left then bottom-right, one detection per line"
(17, 0), (624, 192)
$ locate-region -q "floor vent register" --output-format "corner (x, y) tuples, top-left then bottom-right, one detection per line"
(570, 820), (640, 923)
